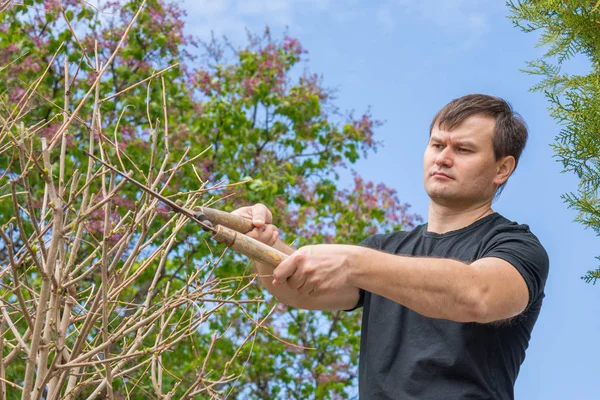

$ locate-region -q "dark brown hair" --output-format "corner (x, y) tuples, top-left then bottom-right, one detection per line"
(429, 94), (528, 194)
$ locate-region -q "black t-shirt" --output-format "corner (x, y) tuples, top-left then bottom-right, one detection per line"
(354, 212), (549, 400)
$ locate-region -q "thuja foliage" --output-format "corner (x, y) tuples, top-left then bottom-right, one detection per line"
(0, 0), (421, 398)
(508, 0), (600, 284)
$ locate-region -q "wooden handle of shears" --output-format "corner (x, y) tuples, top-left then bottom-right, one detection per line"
(195, 207), (292, 256)
(211, 225), (288, 267)
(196, 207), (255, 233)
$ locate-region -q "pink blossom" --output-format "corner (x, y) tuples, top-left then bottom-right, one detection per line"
(5, 44), (18, 53)
(113, 197), (136, 210)
(353, 114), (375, 147)
(32, 36), (46, 48)
(282, 35), (305, 56)
(195, 70), (221, 95)
(43, 0), (61, 12)
(156, 204), (170, 219)
(8, 88), (26, 103)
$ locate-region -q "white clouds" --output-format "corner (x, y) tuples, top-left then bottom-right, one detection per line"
(182, 0), (248, 41)
(390, 0), (494, 48)
(180, 0), (332, 41)
(179, 0), (497, 50)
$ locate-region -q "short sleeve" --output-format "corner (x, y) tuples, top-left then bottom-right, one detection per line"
(344, 235), (382, 312)
(481, 227), (549, 308)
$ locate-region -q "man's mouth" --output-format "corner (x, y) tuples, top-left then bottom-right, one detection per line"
(432, 171), (453, 179)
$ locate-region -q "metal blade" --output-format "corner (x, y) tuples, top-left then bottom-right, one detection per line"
(85, 151), (214, 231)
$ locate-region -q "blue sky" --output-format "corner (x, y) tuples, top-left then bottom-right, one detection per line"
(181, 1), (600, 398)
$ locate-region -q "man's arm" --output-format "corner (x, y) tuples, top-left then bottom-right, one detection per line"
(348, 248), (529, 322)
(274, 245), (530, 323)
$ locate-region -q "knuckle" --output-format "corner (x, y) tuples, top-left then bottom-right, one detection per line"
(297, 254), (306, 265)
(270, 231), (279, 246)
(293, 253), (304, 265)
(232, 206), (246, 216)
(247, 229), (263, 241)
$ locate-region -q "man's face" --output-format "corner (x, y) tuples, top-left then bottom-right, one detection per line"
(423, 114), (505, 208)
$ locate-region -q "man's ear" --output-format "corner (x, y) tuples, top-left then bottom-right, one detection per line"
(494, 156), (516, 186)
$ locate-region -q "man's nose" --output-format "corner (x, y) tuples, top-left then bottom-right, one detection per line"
(434, 147), (453, 168)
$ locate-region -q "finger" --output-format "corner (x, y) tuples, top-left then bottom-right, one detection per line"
(286, 272), (306, 290)
(273, 254), (299, 285)
(252, 203), (272, 226)
(247, 225), (278, 245)
(251, 204), (266, 227)
(245, 227), (260, 240)
(297, 280), (315, 295)
(258, 224), (276, 241)
(268, 228), (279, 246)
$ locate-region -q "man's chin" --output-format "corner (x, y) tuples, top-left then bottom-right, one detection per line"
(425, 186), (453, 198)
(426, 190), (464, 206)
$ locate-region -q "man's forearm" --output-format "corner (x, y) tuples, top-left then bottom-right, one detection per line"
(346, 247), (487, 322)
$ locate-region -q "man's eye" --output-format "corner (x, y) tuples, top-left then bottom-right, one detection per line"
(432, 144), (443, 149)
(458, 148), (471, 153)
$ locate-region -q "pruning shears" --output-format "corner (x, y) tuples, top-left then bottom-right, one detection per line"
(86, 152), (288, 267)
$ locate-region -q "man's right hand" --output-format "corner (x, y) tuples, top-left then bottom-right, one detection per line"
(232, 204), (360, 311)
(231, 203), (280, 246)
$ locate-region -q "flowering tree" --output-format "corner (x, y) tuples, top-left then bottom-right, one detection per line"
(0, 0), (421, 398)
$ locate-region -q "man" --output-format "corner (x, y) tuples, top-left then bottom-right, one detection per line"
(233, 94), (549, 399)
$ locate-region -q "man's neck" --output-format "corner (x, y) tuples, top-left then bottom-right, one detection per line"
(426, 202), (494, 234)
